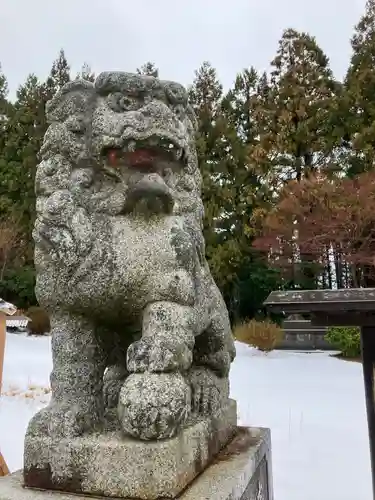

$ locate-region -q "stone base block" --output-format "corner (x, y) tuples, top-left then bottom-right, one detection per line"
(0, 426), (273, 500)
(23, 400), (237, 499)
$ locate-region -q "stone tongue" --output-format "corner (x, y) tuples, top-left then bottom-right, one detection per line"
(126, 149), (155, 168)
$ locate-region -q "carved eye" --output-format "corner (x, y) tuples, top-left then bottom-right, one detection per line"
(165, 85), (188, 106)
(108, 93), (142, 112)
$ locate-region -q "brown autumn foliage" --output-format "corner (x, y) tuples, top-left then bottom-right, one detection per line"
(26, 306), (51, 336)
(254, 171), (375, 280)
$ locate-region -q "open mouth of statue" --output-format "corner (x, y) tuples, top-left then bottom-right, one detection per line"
(100, 138), (185, 216)
(101, 138), (187, 172)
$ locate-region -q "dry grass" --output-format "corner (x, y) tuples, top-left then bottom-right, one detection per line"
(234, 319), (284, 352)
(26, 306), (51, 336)
(2, 383), (51, 400)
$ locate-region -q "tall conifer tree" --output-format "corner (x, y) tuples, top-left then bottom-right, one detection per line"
(345, 0), (375, 176)
(137, 62), (159, 77)
(252, 29), (340, 289)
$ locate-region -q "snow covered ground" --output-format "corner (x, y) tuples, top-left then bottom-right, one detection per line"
(0, 333), (371, 500)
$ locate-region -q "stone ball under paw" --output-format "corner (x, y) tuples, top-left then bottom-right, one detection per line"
(118, 372), (191, 440)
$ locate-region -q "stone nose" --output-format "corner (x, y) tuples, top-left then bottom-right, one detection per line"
(122, 173), (174, 215)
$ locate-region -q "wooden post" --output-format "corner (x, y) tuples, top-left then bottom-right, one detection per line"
(361, 326), (375, 497)
(264, 288), (375, 500)
(0, 312), (6, 394)
(0, 453), (9, 476)
(0, 311), (9, 476)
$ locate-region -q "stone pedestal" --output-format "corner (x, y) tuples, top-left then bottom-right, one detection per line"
(23, 401), (238, 499)
(0, 427), (273, 500)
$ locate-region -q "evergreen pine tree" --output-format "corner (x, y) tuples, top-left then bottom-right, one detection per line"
(0, 64), (12, 149)
(189, 62), (281, 319)
(137, 62), (159, 77)
(44, 49), (71, 100)
(256, 28), (340, 182)
(0, 64), (9, 115)
(189, 62), (240, 309)
(221, 68), (282, 319)
(252, 29), (341, 289)
(1, 76), (45, 246)
(188, 61), (224, 267)
(0, 65), (37, 305)
(76, 62), (96, 82)
(345, 0), (375, 175)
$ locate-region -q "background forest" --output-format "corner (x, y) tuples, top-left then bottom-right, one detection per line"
(1, 1), (375, 323)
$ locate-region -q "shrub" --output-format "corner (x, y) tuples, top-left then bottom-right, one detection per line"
(0, 266), (36, 309)
(233, 319), (284, 352)
(26, 306), (51, 336)
(326, 326), (361, 358)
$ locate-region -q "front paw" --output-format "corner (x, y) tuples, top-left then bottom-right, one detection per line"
(127, 337), (192, 373)
(194, 351), (232, 377)
(26, 401), (102, 439)
(189, 367), (230, 416)
(103, 369), (128, 409)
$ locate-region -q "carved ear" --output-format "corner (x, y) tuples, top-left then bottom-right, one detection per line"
(46, 80), (96, 124)
(161, 81), (188, 106)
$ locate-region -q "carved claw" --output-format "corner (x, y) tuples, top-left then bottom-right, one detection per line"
(193, 351), (232, 377)
(103, 366), (128, 409)
(189, 367), (230, 417)
(26, 402), (103, 439)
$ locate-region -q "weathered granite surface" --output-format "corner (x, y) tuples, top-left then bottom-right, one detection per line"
(24, 71), (237, 496)
(24, 401), (236, 499)
(1, 427), (273, 500)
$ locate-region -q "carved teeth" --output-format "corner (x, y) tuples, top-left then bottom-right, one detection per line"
(127, 141), (136, 152)
(175, 148), (184, 160)
(120, 138), (186, 163)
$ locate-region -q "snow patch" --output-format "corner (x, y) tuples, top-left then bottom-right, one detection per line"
(0, 334), (371, 500)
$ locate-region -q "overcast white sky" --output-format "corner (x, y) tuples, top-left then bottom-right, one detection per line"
(0, 0), (367, 98)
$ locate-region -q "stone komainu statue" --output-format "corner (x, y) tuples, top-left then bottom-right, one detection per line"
(28, 72), (236, 441)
